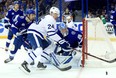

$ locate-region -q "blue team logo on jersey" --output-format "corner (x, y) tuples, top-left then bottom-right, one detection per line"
(71, 31), (76, 35)
(0, 23), (4, 33)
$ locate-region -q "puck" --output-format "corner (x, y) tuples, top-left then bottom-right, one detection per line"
(106, 71), (108, 75)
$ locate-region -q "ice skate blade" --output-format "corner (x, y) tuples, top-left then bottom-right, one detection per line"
(19, 66), (30, 75)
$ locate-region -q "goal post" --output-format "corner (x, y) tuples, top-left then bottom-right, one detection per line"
(82, 17), (116, 67)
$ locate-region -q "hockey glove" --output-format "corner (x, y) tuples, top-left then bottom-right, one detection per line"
(58, 39), (72, 52)
(4, 23), (11, 29)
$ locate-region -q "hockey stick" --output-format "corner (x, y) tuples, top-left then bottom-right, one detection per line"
(0, 46), (14, 51)
(75, 49), (116, 63)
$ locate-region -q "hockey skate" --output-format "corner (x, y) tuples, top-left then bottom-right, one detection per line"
(19, 61), (31, 73)
(30, 61), (35, 65)
(37, 62), (47, 70)
(5, 48), (8, 51)
(4, 56), (14, 63)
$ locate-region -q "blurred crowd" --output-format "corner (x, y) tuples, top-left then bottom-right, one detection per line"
(86, 0), (116, 22)
(0, 0), (56, 21)
(0, 0), (116, 22)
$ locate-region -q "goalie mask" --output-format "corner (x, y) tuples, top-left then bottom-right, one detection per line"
(59, 22), (68, 37)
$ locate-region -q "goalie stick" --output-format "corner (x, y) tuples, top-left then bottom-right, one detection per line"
(75, 49), (116, 63)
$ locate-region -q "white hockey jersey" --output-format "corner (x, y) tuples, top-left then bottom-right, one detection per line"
(66, 20), (77, 31)
(27, 15), (62, 42)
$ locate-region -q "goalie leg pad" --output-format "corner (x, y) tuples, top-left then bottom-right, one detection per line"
(50, 52), (60, 66)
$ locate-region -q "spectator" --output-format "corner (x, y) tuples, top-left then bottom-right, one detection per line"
(39, 0), (46, 16)
(86, 10), (94, 18)
(62, 7), (72, 23)
(0, 0), (2, 3)
(110, 10), (116, 36)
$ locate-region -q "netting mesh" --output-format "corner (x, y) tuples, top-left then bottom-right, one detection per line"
(82, 17), (116, 67)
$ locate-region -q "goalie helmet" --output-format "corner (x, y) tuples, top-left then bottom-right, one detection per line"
(59, 22), (68, 37)
(59, 22), (67, 29)
(49, 7), (60, 17)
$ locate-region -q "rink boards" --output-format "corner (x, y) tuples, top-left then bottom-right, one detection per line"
(0, 22), (116, 40)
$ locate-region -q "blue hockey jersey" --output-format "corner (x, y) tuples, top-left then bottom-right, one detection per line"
(57, 28), (82, 48)
(11, 15), (33, 35)
(4, 9), (23, 25)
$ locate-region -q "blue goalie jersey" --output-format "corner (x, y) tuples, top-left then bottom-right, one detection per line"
(57, 28), (82, 48)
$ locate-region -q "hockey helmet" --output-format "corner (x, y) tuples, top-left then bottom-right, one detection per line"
(49, 7), (60, 17)
(26, 9), (35, 15)
(59, 22), (67, 29)
(59, 22), (68, 36)
(14, 1), (20, 5)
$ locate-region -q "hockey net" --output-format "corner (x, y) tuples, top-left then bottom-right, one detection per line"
(82, 17), (116, 67)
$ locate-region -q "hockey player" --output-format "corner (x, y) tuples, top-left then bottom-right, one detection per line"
(42, 22), (82, 69)
(57, 22), (82, 50)
(66, 15), (77, 31)
(4, 9), (35, 63)
(4, 1), (23, 51)
(62, 8), (72, 23)
(20, 7), (72, 73)
(110, 10), (116, 36)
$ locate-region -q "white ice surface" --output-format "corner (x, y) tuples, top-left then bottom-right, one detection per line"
(0, 39), (116, 78)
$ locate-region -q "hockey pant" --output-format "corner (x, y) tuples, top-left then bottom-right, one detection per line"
(25, 33), (52, 64)
(9, 35), (31, 57)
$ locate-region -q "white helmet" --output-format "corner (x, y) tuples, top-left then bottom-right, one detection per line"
(49, 7), (60, 17)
